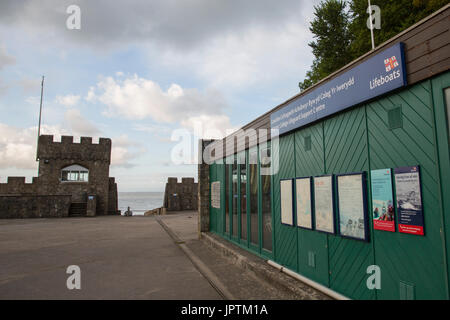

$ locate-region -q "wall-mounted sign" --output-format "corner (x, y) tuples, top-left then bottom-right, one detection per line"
(314, 175), (335, 234)
(337, 173), (368, 241)
(394, 166), (424, 235)
(296, 177), (313, 229)
(280, 179), (294, 226)
(271, 43), (406, 136)
(371, 168), (395, 232)
(211, 181), (221, 209)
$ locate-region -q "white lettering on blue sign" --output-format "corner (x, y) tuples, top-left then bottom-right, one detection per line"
(271, 43), (407, 136)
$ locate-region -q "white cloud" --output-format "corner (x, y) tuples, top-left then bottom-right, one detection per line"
(0, 1), (316, 50)
(17, 77), (41, 94)
(64, 109), (100, 137)
(110, 134), (146, 168)
(0, 80), (8, 96)
(56, 94), (81, 107)
(133, 123), (171, 134)
(0, 116), (139, 170)
(89, 73), (229, 122)
(88, 74), (240, 139)
(133, 123), (173, 142)
(0, 44), (15, 70)
(180, 114), (239, 139)
(25, 96), (40, 106)
(0, 123), (69, 170)
(160, 21), (314, 89)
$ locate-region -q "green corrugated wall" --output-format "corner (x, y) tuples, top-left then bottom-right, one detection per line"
(209, 72), (450, 299)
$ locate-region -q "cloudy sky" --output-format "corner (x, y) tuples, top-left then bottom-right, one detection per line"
(0, 0), (321, 192)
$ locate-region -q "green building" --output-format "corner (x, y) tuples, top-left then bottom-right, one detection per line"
(201, 5), (450, 299)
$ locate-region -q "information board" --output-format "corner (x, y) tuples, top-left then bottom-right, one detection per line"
(280, 179), (294, 226)
(337, 173), (368, 241)
(314, 176), (335, 234)
(211, 181), (221, 209)
(296, 177), (313, 229)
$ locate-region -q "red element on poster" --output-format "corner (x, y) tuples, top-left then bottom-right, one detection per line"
(374, 220), (395, 232)
(398, 224), (424, 235)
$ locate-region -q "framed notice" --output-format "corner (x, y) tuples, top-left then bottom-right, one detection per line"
(337, 172), (369, 241)
(296, 177), (313, 229)
(211, 181), (221, 209)
(313, 175), (335, 234)
(394, 166), (424, 235)
(280, 179), (294, 226)
(371, 169), (395, 232)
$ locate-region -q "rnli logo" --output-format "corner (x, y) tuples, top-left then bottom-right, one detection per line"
(384, 56), (399, 72)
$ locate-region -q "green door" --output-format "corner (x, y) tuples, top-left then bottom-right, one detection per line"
(431, 72), (450, 299)
(367, 78), (448, 299)
(294, 123), (329, 287)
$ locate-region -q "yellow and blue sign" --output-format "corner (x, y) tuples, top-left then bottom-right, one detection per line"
(271, 43), (407, 136)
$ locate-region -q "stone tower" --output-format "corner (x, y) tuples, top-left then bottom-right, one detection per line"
(36, 135), (117, 216)
(0, 135), (119, 218)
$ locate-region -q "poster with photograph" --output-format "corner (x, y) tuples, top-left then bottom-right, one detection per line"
(296, 177), (313, 229)
(337, 173), (368, 241)
(280, 179), (293, 226)
(394, 166), (424, 235)
(371, 169), (395, 232)
(313, 176), (334, 233)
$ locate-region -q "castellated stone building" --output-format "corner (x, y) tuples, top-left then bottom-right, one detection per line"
(163, 177), (198, 211)
(0, 135), (119, 218)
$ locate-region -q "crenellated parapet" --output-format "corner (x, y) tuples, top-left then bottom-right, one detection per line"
(163, 177), (198, 211)
(37, 135), (111, 163)
(0, 176), (41, 195)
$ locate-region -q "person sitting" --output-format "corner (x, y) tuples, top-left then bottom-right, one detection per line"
(124, 206), (133, 216)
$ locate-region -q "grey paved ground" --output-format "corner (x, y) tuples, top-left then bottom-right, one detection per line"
(0, 215), (221, 299)
(0, 212), (323, 300)
(158, 212), (299, 300)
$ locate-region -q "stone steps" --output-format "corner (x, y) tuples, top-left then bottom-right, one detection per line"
(69, 202), (87, 216)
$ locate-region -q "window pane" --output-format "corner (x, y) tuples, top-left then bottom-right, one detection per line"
(69, 172), (78, 181)
(225, 161), (230, 234)
(232, 155), (238, 237)
(80, 172), (89, 182)
(61, 166), (88, 182)
(239, 152), (247, 241)
(249, 150), (258, 245)
(261, 147), (272, 252)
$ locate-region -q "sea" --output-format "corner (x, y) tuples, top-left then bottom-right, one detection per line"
(118, 192), (164, 216)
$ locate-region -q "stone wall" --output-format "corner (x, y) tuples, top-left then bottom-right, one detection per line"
(198, 139), (216, 235)
(0, 195), (71, 218)
(108, 177), (119, 215)
(163, 177), (198, 211)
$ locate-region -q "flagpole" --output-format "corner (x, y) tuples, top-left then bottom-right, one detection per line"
(36, 75), (44, 162)
(368, 0), (375, 50)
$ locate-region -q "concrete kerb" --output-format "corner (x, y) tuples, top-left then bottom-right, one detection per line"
(156, 217), (236, 300)
(200, 232), (333, 300)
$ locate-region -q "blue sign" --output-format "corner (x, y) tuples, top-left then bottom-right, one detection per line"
(271, 43), (407, 136)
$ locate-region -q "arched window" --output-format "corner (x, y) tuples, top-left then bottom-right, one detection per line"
(61, 165), (89, 182)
